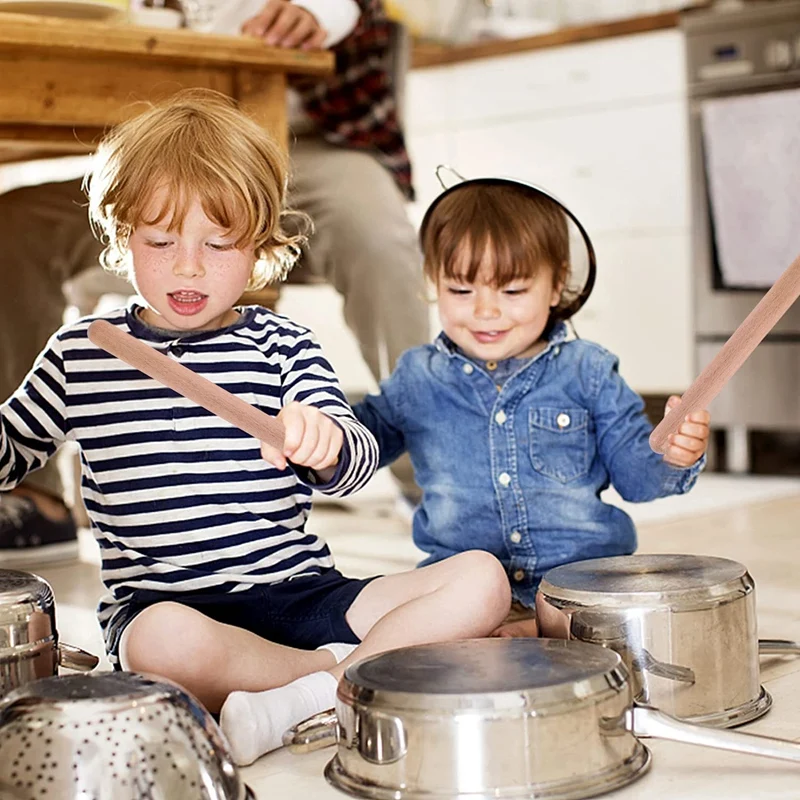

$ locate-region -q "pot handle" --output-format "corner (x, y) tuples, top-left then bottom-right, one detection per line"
(759, 639), (800, 657)
(58, 642), (100, 672)
(634, 649), (695, 685)
(628, 705), (800, 764)
(283, 708), (338, 754)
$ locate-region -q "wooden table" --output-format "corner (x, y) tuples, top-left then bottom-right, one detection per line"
(0, 11), (334, 164)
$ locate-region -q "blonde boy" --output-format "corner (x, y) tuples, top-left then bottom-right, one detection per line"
(0, 90), (511, 764)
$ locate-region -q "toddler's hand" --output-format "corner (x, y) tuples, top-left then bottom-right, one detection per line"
(260, 401), (343, 474)
(662, 395), (710, 468)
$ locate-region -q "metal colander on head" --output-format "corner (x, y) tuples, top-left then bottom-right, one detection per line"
(0, 672), (253, 800)
(420, 166), (597, 325)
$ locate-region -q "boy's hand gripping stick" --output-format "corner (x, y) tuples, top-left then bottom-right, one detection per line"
(650, 252), (800, 454)
(87, 319), (285, 452)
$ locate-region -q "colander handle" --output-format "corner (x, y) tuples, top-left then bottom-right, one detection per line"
(283, 708), (338, 753)
(58, 642), (100, 672)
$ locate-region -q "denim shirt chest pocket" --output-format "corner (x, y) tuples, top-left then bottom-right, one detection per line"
(529, 407), (592, 483)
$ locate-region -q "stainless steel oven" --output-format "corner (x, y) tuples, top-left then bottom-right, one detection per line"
(684, 1), (800, 472)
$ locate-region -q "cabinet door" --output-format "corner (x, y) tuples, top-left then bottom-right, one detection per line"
(405, 66), (455, 134)
(405, 131), (453, 229)
(448, 30), (685, 126)
(451, 100), (690, 233)
(574, 232), (693, 394)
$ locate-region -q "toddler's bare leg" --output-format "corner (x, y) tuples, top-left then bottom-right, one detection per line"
(121, 601), (334, 712)
(490, 600), (540, 639)
(492, 618), (540, 638)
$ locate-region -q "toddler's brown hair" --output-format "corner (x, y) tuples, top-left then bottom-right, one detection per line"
(421, 182), (581, 324)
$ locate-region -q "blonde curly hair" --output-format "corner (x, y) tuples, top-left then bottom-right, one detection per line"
(87, 88), (309, 291)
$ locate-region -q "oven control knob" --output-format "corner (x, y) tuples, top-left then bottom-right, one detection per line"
(764, 38), (792, 70)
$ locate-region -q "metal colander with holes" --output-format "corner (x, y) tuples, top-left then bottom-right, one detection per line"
(0, 672), (254, 800)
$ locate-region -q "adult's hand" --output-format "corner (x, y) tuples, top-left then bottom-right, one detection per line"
(241, 0), (327, 50)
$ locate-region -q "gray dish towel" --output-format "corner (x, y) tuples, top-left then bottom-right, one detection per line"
(701, 87), (800, 289)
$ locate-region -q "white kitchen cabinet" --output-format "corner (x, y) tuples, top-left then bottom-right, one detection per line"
(405, 28), (693, 395)
(574, 232), (693, 393)
(405, 130), (453, 229)
(448, 31), (686, 126)
(450, 100), (690, 234)
(405, 66), (454, 134)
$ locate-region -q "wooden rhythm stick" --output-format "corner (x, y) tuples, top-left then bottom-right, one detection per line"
(650, 252), (800, 454)
(87, 319), (285, 452)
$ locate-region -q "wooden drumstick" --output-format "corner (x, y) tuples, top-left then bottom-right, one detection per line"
(87, 319), (285, 451)
(650, 252), (800, 454)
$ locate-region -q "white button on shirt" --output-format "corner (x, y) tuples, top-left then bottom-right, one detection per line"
(557, 413), (571, 429)
(510, 531), (522, 544)
(462, 363), (474, 375)
(495, 410), (507, 425)
(498, 472), (511, 487)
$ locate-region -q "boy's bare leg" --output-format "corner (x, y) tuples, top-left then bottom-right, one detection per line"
(125, 551), (510, 714)
(220, 551), (511, 764)
(332, 550), (511, 679)
(121, 601), (336, 712)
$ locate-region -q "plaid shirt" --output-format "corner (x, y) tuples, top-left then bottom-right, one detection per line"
(288, 0), (414, 200)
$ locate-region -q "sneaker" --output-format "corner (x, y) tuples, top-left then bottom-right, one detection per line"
(0, 494), (79, 566)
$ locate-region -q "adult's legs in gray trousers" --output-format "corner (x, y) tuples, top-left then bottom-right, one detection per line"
(289, 137), (430, 499)
(289, 137), (429, 388)
(0, 138), (429, 503)
(0, 179), (104, 501)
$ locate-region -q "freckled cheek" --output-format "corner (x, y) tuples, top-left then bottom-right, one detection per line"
(131, 247), (173, 273)
(215, 256), (253, 280)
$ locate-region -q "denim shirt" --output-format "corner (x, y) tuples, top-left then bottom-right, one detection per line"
(353, 323), (704, 607)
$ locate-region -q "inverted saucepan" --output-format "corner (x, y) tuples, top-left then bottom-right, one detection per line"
(536, 553), (800, 728)
(287, 638), (800, 800)
(0, 570), (98, 696)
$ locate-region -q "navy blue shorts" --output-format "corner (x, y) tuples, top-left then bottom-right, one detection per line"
(108, 567), (378, 663)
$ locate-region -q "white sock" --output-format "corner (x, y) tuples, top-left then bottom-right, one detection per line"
(220, 671), (338, 766)
(316, 642), (358, 664)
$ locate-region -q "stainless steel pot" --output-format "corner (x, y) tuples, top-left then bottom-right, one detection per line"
(536, 554), (800, 728)
(0, 671), (254, 800)
(0, 570), (98, 696)
(288, 638), (800, 800)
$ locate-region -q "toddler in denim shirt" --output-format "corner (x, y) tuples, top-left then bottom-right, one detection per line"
(354, 175), (711, 637)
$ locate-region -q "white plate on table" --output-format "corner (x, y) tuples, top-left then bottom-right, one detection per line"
(0, 0), (127, 21)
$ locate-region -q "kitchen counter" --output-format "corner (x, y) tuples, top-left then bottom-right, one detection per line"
(412, 10), (686, 68)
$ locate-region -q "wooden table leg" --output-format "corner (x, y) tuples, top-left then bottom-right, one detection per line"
(234, 69), (288, 310)
(234, 69), (288, 153)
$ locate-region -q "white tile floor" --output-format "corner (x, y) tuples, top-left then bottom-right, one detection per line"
(26, 472), (800, 799)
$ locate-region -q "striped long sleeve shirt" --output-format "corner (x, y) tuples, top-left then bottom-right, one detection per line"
(0, 304), (379, 648)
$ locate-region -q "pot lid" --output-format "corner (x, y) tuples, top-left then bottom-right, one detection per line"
(0, 569), (53, 607)
(341, 639), (627, 712)
(539, 554), (752, 609)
